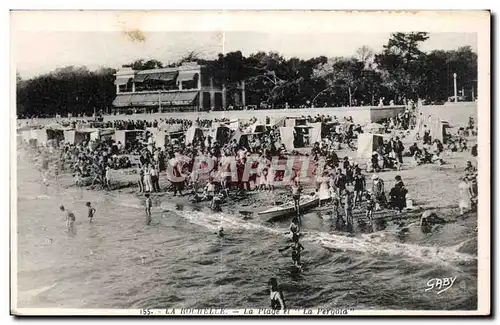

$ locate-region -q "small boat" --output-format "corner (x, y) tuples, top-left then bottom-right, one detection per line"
(258, 195), (319, 222)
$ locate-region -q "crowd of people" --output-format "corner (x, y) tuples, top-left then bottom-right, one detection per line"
(19, 103), (480, 312)
(26, 104), (478, 235)
(44, 109), (477, 218)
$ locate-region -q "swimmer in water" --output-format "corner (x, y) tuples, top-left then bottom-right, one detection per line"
(290, 242), (304, 269)
(268, 277), (286, 310)
(289, 216), (300, 235)
(86, 202), (96, 223)
(59, 205), (76, 229)
(286, 216), (301, 241)
(279, 240), (304, 269)
(216, 225), (224, 237)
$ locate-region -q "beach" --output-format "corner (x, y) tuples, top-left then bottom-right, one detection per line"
(16, 132), (478, 310)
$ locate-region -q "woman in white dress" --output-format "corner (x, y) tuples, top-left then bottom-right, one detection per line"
(143, 164), (152, 193)
(458, 176), (471, 215)
(318, 172), (330, 207)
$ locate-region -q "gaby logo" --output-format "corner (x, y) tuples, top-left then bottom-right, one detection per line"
(425, 277), (457, 294)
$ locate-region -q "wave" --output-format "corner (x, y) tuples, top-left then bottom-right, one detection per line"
(19, 194), (52, 201)
(175, 209), (476, 266)
(19, 282), (57, 299)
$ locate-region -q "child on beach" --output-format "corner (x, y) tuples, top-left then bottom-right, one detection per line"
(291, 178), (302, 214)
(145, 194), (152, 224)
(344, 191), (354, 229)
(86, 202), (96, 223)
(330, 185), (340, 221)
(365, 193), (375, 223)
(60, 205), (76, 229)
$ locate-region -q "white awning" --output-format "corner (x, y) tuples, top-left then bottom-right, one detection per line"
(177, 71), (199, 82)
(114, 77), (132, 86)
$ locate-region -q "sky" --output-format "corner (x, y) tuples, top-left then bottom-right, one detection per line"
(13, 31), (477, 79)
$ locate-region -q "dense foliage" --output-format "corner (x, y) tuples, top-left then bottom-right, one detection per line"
(17, 33), (477, 117)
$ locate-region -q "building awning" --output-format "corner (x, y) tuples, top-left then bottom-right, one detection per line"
(114, 77), (132, 86)
(146, 71), (178, 82)
(170, 92), (199, 104)
(177, 71), (199, 82)
(131, 94), (153, 106)
(114, 92), (199, 107)
(112, 94), (133, 107)
(133, 73), (148, 83)
(129, 92), (199, 106)
(134, 71), (179, 83)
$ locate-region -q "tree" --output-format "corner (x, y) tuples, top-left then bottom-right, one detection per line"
(313, 57), (365, 106)
(16, 65), (116, 118)
(356, 46), (375, 69)
(128, 59), (164, 70)
(177, 51), (201, 66)
(419, 46), (477, 102)
(375, 32), (430, 102)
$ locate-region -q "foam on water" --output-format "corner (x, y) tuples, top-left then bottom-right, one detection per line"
(176, 209), (476, 266)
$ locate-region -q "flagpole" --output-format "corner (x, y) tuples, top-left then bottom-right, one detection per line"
(159, 90), (162, 113)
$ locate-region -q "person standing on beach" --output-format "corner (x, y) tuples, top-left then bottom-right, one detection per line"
(104, 166), (111, 190)
(137, 165), (144, 193)
(334, 168), (347, 197)
(353, 167), (366, 208)
(291, 178), (302, 216)
(394, 136), (405, 166)
(150, 164), (159, 192)
(458, 176), (471, 215)
(344, 191), (354, 230)
(144, 164), (152, 193)
(86, 202), (96, 223)
(145, 194), (152, 224)
(60, 205), (76, 229)
(365, 193), (375, 224)
(371, 174), (386, 211)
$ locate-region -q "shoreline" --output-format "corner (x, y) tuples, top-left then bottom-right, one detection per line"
(18, 143), (478, 248)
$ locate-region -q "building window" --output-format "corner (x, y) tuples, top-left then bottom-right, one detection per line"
(135, 80), (177, 92)
(119, 81), (133, 93)
(181, 73), (199, 90)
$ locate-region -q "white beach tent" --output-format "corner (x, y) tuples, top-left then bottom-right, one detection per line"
(33, 129), (49, 146)
(269, 116), (286, 128)
(227, 119), (240, 131)
(21, 130), (32, 142)
(64, 129), (93, 144)
(429, 116), (446, 143)
(308, 122), (322, 144)
(357, 133), (384, 159)
(206, 124), (231, 145)
(285, 119), (296, 127)
(245, 122), (267, 134)
(279, 126), (295, 150)
(185, 126), (203, 145)
(153, 130), (167, 148)
(363, 123), (385, 134)
(411, 115), (446, 143)
(163, 124), (183, 133)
